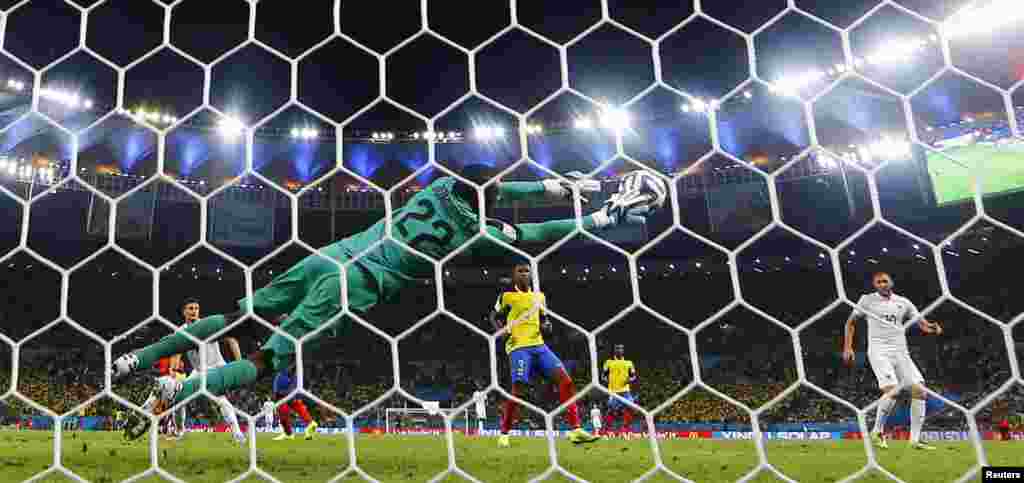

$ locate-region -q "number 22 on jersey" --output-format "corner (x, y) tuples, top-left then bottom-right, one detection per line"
(394, 199), (455, 254)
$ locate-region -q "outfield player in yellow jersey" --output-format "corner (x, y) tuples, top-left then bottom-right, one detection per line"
(601, 344), (637, 435)
(490, 263), (599, 447)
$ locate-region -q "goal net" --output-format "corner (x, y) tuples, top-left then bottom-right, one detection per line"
(0, 0), (1021, 482)
(384, 405), (477, 435)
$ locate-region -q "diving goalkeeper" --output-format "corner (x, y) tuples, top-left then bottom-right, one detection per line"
(112, 165), (665, 443)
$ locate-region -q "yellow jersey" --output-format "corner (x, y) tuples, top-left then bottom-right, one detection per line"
(495, 288), (546, 354)
(603, 358), (634, 393)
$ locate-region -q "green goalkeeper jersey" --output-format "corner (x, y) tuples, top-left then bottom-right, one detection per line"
(331, 177), (513, 298)
(328, 176), (597, 303)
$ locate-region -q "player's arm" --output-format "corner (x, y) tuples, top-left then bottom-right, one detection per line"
(601, 360), (609, 384)
(489, 293), (510, 334)
(498, 173), (600, 203)
(842, 298), (862, 366)
(539, 294), (552, 333)
(468, 186), (654, 261)
(223, 337), (242, 361)
(629, 362), (637, 384)
(907, 302), (942, 335)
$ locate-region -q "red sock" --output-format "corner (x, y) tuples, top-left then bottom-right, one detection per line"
(556, 373), (580, 428)
(277, 403), (293, 435)
(290, 400), (313, 424)
(501, 386), (522, 434)
(622, 409), (634, 432)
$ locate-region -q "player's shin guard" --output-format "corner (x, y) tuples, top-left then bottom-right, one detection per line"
(278, 404), (294, 435)
(556, 374), (580, 428)
(172, 360), (259, 404)
(175, 406), (186, 434)
(218, 396), (242, 436)
(290, 399), (312, 424)
(873, 397), (895, 434)
(141, 392), (156, 413)
(622, 408), (634, 433)
(603, 413), (615, 434)
(135, 315), (229, 368)
(910, 398), (926, 443)
(500, 386), (522, 434)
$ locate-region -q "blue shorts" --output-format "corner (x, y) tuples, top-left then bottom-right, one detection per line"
(608, 392), (635, 411)
(509, 345), (564, 384)
(272, 371), (296, 395)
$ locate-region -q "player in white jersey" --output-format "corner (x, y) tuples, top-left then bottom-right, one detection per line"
(590, 404), (602, 434)
(842, 272), (943, 450)
(472, 390), (487, 434)
(262, 400), (276, 430)
(179, 298), (246, 445)
(133, 301), (194, 440)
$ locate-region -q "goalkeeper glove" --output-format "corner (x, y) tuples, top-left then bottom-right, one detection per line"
(592, 188), (654, 228)
(541, 171), (601, 204)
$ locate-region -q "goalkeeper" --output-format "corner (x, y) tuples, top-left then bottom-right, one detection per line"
(112, 165), (664, 439)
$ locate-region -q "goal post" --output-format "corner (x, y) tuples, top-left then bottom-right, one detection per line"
(384, 405), (477, 435)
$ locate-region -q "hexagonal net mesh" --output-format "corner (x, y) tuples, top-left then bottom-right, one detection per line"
(0, 0), (1021, 482)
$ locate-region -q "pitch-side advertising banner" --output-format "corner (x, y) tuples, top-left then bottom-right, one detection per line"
(714, 431), (843, 440)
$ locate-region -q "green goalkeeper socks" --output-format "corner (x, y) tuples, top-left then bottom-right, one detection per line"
(174, 359), (259, 404)
(135, 314), (227, 368)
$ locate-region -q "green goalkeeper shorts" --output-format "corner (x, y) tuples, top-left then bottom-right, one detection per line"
(237, 248), (381, 372)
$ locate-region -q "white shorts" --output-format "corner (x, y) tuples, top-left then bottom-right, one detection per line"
(867, 350), (924, 389)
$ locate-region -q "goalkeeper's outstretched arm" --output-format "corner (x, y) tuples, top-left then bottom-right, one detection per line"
(474, 186), (650, 260)
(496, 181), (546, 202)
(497, 174), (600, 204)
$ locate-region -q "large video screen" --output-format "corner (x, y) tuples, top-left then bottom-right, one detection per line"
(926, 137), (1024, 205)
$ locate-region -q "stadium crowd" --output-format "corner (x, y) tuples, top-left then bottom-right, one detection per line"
(1, 122), (1022, 433)
(3, 314), (1020, 432)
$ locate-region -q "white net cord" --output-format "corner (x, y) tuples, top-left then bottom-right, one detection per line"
(0, 0), (1019, 482)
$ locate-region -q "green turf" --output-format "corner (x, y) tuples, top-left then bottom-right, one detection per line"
(0, 431), (1020, 482)
(926, 143), (1024, 205)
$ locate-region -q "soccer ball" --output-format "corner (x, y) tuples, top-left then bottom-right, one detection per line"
(619, 170), (668, 210)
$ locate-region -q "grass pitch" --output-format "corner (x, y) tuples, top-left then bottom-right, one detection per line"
(926, 143), (1024, 205)
(0, 430), (1019, 482)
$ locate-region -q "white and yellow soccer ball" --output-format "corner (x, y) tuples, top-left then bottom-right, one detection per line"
(618, 169), (668, 210)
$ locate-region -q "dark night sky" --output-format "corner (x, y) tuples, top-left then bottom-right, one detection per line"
(0, 0), (1016, 124)
(0, 0), (1019, 185)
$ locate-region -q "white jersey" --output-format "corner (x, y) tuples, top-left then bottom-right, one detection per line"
(590, 407), (601, 429)
(851, 292), (920, 353)
(186, 338), (227, 371)
(262, 402), (275, 422)
(472, 391), (486, 418)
